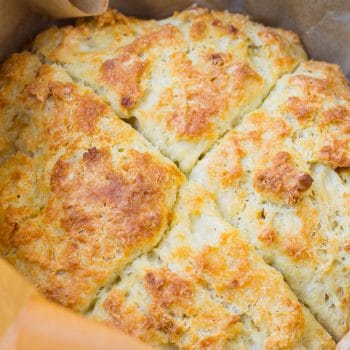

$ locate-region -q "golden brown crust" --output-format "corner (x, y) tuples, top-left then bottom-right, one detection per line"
(102, 277), (242, 348)
(50, 148), (169, 249)
(284, 96), (315, 122)
(0, 53), (42, 160)
(208, 134), (244, 186)
(3, 148), (179, 310)
(190, 59), (350, 340)
(103, 290), (146, 336)
(91, 183), (334, 349)
(0, 52), (183, 311)
(258, 226), (278, 245)
(24, 73), (109, 137)
(100, 25), (180, 111)
(77, 8), (131, 28)
(318, 139), (350, 168)
(165, 60), (262, 140)
(144, 269), (192, 307)
(254, 151), (313, 205)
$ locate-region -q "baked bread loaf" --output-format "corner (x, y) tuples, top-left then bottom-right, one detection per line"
(0, 6), (349, 349)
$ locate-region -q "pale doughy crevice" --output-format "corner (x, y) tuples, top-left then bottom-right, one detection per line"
(189, 60), (304, 173)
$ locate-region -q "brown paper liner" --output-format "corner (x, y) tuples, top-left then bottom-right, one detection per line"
(0, 259), (149, 350)
(28, 0), (108, 18)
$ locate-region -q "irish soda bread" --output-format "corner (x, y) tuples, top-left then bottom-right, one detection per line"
(0, 6), (349, 349)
